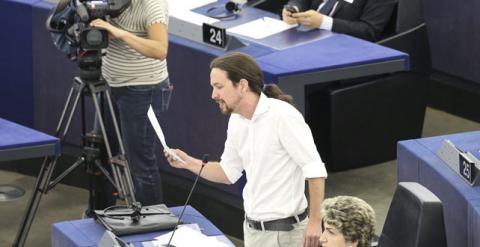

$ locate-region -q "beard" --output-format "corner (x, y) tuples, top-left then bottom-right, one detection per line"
(216, 100), (233, 115)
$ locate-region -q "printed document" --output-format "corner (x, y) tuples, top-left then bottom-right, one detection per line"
(147, 105), (185, 164)
(152, 225), (229, 247)
(227, 17), (297, 39)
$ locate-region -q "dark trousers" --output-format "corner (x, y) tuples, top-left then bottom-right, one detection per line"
(95, 78), (172, 208)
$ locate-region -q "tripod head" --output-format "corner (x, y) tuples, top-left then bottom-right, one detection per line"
(78, 49), (104, 82)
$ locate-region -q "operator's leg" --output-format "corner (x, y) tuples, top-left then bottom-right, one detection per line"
(111, 79), (171, 206)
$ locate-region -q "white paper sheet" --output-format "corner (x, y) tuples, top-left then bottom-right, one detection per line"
(152, 226), (229, 247)
(178, 223), (202, 233)
(168, 0), (217, 11)
(227, 17), (297, 39)
(147, 105), (186, 164)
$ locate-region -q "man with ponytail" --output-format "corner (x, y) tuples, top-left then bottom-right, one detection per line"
(165, 52), (327, 247)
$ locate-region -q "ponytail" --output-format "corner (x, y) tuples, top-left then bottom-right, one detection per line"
(262, 84), (295, 105)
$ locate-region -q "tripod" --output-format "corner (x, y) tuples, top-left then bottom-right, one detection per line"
(13, 76), (136, 247)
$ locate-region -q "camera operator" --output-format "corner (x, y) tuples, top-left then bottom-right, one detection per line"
(89, 0), (170, 206)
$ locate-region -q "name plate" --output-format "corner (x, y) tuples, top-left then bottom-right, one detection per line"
(437, 139), (479, 186)
(459, 153), (477, 185)
(202, 23), (227, 48)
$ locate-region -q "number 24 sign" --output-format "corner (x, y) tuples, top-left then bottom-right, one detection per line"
(202, 23), (227, 48)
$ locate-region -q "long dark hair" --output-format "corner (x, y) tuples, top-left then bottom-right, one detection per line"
(263, 84), (294, 105)
(210, 52), (294, 105)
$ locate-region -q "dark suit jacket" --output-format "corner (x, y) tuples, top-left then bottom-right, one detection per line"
(288, 0), (396, 41)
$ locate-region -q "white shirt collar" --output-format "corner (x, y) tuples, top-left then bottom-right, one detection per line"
(251, 93), (270, 120)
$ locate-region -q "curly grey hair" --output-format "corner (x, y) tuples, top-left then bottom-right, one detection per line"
(321, 196), (376, 247)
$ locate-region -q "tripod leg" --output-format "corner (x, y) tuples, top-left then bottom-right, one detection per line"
(93, 159), (117, 188)
(55, 78), (86, 139)
(103, 89), (136, 203)
(89, 85), (136, 205)
(89, 158), (119, 212)
(12, 156), (58, 247)
(90, 90), (122, 192)
(109, 157), (135, 205)
(55, 85), (76, 134)
(104, 89), (126, 155)
(86, 158), (115, 217)
(12, 78), (86, 247)
(47, 157), (85, 191)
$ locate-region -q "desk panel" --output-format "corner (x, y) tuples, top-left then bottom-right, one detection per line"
(260, 34), (408, 114)
(51, 206), (233, 247)
(194, 0), (279, 29)
(468, 199), (480, 247)
(397, 132), (480, 247)
(258, 34), (407, 76)
(0, 118), (59, 161)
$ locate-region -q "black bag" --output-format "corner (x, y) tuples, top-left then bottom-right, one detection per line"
(95, 204), (179, 236)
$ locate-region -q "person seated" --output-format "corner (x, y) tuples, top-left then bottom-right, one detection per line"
(320, 196), (375, 247)
(282, 0), (396, 41)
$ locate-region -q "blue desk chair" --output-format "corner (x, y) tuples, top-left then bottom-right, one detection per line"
(375, 182), (447, 247)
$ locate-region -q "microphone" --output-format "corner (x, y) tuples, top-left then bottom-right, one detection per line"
(76, 3), (90, 22)
(164, 154), (209, 247)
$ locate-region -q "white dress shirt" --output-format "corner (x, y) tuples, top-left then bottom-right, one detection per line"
(317, 0), (339, 30)
(220, 93), (327, 221)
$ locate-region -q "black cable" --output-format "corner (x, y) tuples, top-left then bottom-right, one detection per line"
(165, 154), (209, 247)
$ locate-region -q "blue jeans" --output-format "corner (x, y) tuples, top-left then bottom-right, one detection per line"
(98, 79), (172, 207)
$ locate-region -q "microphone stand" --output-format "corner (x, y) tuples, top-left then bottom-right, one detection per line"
(164, 154), (209, 247)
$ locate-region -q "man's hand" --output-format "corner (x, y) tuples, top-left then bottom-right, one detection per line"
(164, 150), (231, 184)
(90, 19), (127, 40)
(303, 219), (322, 247)
(164, 149), (191, 169)
(292, 10), (324, 29)
(282, 7), (298, 25)
(304, 177), (325, 246)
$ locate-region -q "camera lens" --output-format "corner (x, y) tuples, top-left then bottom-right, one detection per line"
(86, 29), (104, 46)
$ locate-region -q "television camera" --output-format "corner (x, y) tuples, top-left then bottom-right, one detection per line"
(46, 0), (131, 81)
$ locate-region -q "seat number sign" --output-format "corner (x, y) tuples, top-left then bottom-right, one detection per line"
(459, 153), (476, 185)
(203, 23), (226, 48)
